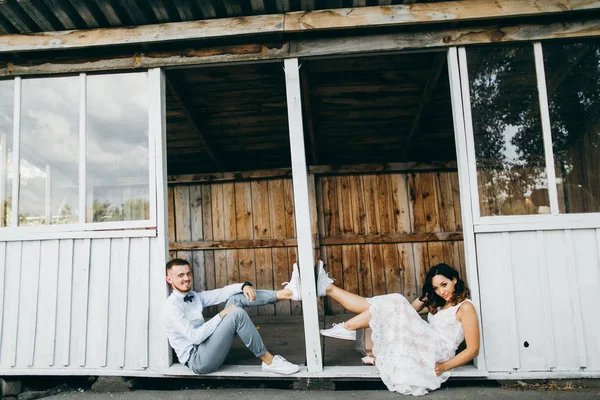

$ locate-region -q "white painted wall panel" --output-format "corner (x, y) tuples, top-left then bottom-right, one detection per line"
(476, 233), (517, 371)
(543, 230), (580, 371)
(34, 240), (60, 366)
(55, 239), (75, 367)
(86, 239), (111, 368)
(1, 241), (22, 368)
(16, 241), (41, 367)
(571, 229), (600, 370)
(477, 228), (600, 373)
(508, 231), (551, 371)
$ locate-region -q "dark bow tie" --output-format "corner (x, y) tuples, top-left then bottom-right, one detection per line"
(183, 293), (194, 303)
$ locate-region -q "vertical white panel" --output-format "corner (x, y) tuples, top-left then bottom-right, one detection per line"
(116, 237), (130, 368)
(79, 73), (86, 224)
(476, 233), (518, 371)
(572, 229), (600, 370)
(564, 230), (587, 368)
(34, 240), (60, 366)
(510, 231), (550, 370)
(1, 241), (21, 367)
(148, 237), (168, 370)
(17, 241), (41, 367)
(448, 47), (486, 370)
(533, 43), (560, 216)
(70, 238), (91, 367)
(284, 58), (322, 372)
(544, 230), (579, 370)
(125, 237), (150, 369)
(106, 238), (124, 368)
(55, 239), (74, 367)
(86, 239), (111, 367)
(0, 242), (6, 350)
(10, 78), (21, 227)
(536, 231), (557, 369)
(149, 68), (171, 371)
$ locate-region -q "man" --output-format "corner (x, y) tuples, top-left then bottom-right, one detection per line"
(162, 258), (302, 375)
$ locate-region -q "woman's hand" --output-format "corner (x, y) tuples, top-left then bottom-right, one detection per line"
(434, 362), (448, 376)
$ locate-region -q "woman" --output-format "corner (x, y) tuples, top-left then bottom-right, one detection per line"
(317, 262), (480, 396)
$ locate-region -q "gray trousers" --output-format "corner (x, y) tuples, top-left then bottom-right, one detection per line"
(186, 290), (278, 374)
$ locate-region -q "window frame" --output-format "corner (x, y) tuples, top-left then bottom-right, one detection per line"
(458, 41), (600, 231)
(0, 70), (157, 236)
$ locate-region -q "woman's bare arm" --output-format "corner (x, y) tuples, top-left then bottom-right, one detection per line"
(434, 301), (480, 376)
(411, 297), (428, 314)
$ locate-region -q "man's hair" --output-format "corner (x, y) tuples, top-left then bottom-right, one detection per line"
(166, 258), (190, 273)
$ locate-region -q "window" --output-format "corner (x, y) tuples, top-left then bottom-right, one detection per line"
(87, 73), (149, 223)
(466, 44), (550, 216)
(0, 71), (152, 229)
(543, 41), (600, 214)
(19, 76), (79, 226)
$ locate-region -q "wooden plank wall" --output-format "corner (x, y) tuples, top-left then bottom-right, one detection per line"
(477, 228), (600, 372)
(168, 171), (465, 316)
(168, 178), (306, 317)
(318, 171), (465, 314)
(0, 236), (167, 372)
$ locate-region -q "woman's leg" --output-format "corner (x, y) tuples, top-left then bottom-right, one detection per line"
(326, 284), (370, 314)
(343, 309), (372, 330)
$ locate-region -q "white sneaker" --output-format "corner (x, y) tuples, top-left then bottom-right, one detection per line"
(261, 355), (300, 375)
(282, 263), (301, 301)
(320, 322), (356, 341)
(315, 260), (334, 297)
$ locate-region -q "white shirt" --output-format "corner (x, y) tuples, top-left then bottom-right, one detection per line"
(161, 283), (244, 364)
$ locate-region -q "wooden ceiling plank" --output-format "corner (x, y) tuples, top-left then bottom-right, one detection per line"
(352, 0), (366, 7)
(94, 0), (123, 26)
(172, 0), (195, 20)
(222, 0), (242, 17)
(0, 2), (37, 32)
(121, 0), (149, 25)
(67, 0), (102, 28)
(326, 0), (343, 8)
(148, 0), (170, 22)
(166, 76), (226, 172)
(0, 12), (16, 33)
(195, 0), (217, 19)
(401, 52), (446, 160)
(300, 0), (315, 11)
(17, 1), (59, 31)
(250, 0), (265, 14)
(275, 0), (290, 13)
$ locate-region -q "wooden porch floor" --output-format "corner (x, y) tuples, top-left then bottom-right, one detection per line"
(167, 315), (486, 379)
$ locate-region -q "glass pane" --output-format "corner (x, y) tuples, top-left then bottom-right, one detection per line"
(0, 80), (13, 227)
(19, 77), (79, 226)
(544, 41), (600, 214)
(467, 44), (550, 216)
(87, 72), (149, 223)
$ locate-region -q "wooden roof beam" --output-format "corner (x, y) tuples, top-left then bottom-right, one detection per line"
(250, 0), (266, 14)
(121, 0), (150, 25)
(165, 76), (225, 172)
(172, 0), (195, 21)
(401, 52), (446, 160)
(93, 0), (124, 26)
(275, 0), (290, 13)
(222, 0), (242, 17)
(0, 2), (37, 32)
(0, 1), (598, 53)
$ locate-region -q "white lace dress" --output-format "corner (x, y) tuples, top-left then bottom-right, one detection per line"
(367, 294), (471, 396)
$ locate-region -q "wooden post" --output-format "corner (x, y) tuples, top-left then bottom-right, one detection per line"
(284, 58), (323, 373)
(447, 47), (487, 371)
(149, 67), (172, 370)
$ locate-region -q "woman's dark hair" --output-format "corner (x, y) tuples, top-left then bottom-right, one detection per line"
(421, 263), (469, 315)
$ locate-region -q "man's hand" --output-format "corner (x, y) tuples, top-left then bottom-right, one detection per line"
(243, 285), (256, 302)
(435, 362), (448, 376)
(219, 305), (237, 319)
